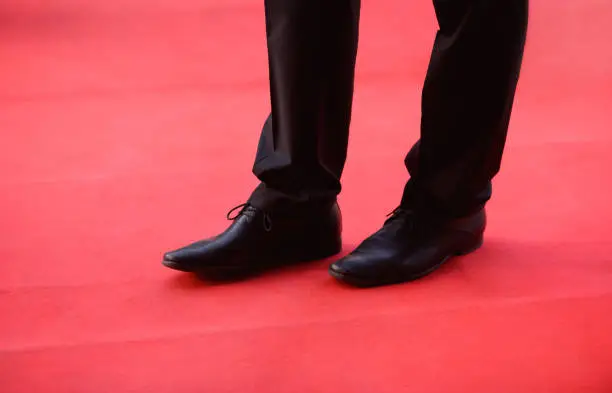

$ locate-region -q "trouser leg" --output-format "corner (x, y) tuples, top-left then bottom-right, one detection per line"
(402, 0), (528, 218)
(249, 0), (361, 209)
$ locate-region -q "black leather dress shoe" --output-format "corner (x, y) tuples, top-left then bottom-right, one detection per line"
(329, 207), (486, 287)
(163, 202), (342, 278)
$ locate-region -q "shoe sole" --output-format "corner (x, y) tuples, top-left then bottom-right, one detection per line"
(328, 237), (484, 288)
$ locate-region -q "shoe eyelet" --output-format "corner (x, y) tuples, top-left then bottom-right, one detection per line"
(263, 214), (273, 232)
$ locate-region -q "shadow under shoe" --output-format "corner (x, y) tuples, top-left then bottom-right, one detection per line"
(329, 208), (485, 287)
(163, 202), (342, 280)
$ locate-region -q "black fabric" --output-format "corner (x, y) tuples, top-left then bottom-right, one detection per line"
(249, 0), (528, 218)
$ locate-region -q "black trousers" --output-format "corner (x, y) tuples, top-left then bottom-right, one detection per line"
(249, 0), (528, 218)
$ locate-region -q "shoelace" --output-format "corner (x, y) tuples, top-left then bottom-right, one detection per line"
(386, 206), (407, 219)
(226, 203), (273, 232)
(384, 206), (415, 227)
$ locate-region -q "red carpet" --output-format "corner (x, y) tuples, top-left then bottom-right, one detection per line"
(1, 0), (612, 392)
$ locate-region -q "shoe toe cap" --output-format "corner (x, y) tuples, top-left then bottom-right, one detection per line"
(163, 247), (195, 263)
(330, 254), (375, 277)
(329, 260), (349, 274)
(163, 251), (178, 262)
(162, 243), (210, 270)
(162, 239), (230, 271)
(162, 250), (194, 271)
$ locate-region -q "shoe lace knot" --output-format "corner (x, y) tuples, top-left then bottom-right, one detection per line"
(226, 203), (273, 232)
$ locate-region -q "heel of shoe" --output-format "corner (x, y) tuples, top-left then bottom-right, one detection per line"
(297, 234), (342, 262)
(455, 234), (484, 256)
